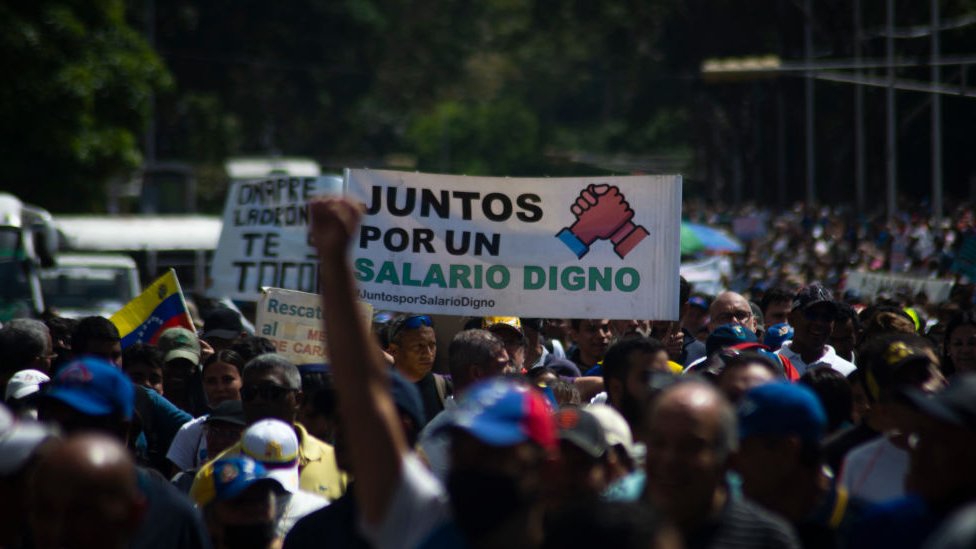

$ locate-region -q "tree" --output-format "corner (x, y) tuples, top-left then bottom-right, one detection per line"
(0, 0), (170, 212)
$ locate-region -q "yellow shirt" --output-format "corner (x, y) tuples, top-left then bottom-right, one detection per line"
(190, 422), (346, 505)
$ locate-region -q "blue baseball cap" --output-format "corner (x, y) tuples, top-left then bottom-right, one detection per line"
(202, 456), (278, 505)
(763, 323), (794, 351)
(44, 357), (134, 420)
(706, 323), (758, 356)
(738, 382), (827, 443)
(439, 378), (556, 450)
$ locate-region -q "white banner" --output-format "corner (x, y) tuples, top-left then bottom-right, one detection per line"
(680, 256), (732, 297)
(345, 169), (682, 319)
(845, 271), (954, 303)
(208, 176), (342, 300)
(255, 287), (372, 364)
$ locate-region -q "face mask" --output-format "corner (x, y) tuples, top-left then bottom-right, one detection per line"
(446, 469), (534, 538)
(221, 522), (277, 549)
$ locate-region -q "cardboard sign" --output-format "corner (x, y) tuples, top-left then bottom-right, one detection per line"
(208, 176), (342, 300)
(344, 169), (682, 319)
(255, 287), (372, 364)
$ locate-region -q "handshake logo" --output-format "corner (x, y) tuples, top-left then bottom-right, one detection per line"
(555, 184), (649, 259)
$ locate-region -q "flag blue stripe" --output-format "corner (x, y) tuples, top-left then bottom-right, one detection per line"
(120, 292), (188, 348)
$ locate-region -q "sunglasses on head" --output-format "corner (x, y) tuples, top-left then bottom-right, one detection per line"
(391, 315), (433, 340)
(241, 382), (296, 402)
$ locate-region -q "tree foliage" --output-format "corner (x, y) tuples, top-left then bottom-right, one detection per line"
(0, 0), (170, 211)
(10, 1), (976, 211)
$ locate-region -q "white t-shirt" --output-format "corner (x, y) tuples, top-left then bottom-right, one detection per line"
(359, 454), (452, 549)
(839, 435), (909, 503)
(166, 415), (208, 471)
(777, 342), (857, 376)
(276, 490), (330, 537)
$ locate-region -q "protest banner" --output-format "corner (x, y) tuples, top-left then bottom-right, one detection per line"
(845, 271), (954, 303)
(111, 269), (195, 348)
(208, 176), (342, 301)
(255, 287), (372, 364)
(344, 169), (682, 319)
(731, 215), (767, 241)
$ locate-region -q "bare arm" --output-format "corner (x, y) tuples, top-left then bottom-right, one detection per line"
(309, 197), (408, 523)
(573, 376), (605, 401)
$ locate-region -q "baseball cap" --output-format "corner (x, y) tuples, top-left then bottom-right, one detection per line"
(738, 382), (827, 443)
(483, 316), (524, 338)
(688, 295), (709, 310)
(763, 323), (794, 351)
(544, 358), (582, 378)
(554, 407), (607, 459)
(201, 456), (279, 506)
(583, 403), (635, 458)
(44, 357), (134, 420)
(157, 327), (201, 364)
(706, 323), (758, 356)
(898, 374), (976, 432)
(862, 340), (934, 401)
(792, 284), (838, 313)
(0, 405), (56, 475)
(5, 369), (50, 401)
(241, 419), (300, 493)
(439, 378), (556, 451)
(203, 308), (244, 341)
(205, 400), (247, 427)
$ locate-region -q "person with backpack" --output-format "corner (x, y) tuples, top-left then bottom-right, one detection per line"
(387, 314), (452, 423)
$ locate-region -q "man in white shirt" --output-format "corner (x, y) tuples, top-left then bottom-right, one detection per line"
(777, 284), (856, 376)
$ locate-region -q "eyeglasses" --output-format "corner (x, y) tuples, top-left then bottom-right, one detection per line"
(241, 382), (296, 402)
(391, 315), (433, 341)
(713, 310), (752, 324)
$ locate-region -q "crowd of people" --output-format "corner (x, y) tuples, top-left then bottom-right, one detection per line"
(683, 199), (976, 294)
(0, 195), (975, 548)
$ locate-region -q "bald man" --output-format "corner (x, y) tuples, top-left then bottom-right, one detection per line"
(641, 381), (800, 548)
(708, 291), (757, 335)
(31, 428), (210, 549)
(30, 434), (146, 549)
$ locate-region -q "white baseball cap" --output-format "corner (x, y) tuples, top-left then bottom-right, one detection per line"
(5, 369), (50, 402)
(584, 403), (636, 459)
(240, 419), (300, 493)
(0, 405), (56, 475)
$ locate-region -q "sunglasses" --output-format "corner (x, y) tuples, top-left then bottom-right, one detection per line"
(241, 382), (296, 402)
(391, 315), (433, 341)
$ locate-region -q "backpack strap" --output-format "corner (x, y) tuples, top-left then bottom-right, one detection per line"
(433, 373), (453, 403)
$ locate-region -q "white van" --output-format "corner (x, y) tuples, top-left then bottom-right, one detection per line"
(40, 254), (141, 319)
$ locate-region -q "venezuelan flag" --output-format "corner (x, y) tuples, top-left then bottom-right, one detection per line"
(110, 269), (195, 348)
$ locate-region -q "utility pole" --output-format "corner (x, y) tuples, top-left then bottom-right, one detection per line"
(804, 0), (816, 206)
(886, 0), (897, 220)
(854, 0), (866, 213)
(144, 0), (156, 167)
(932, 0), (944, 223)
